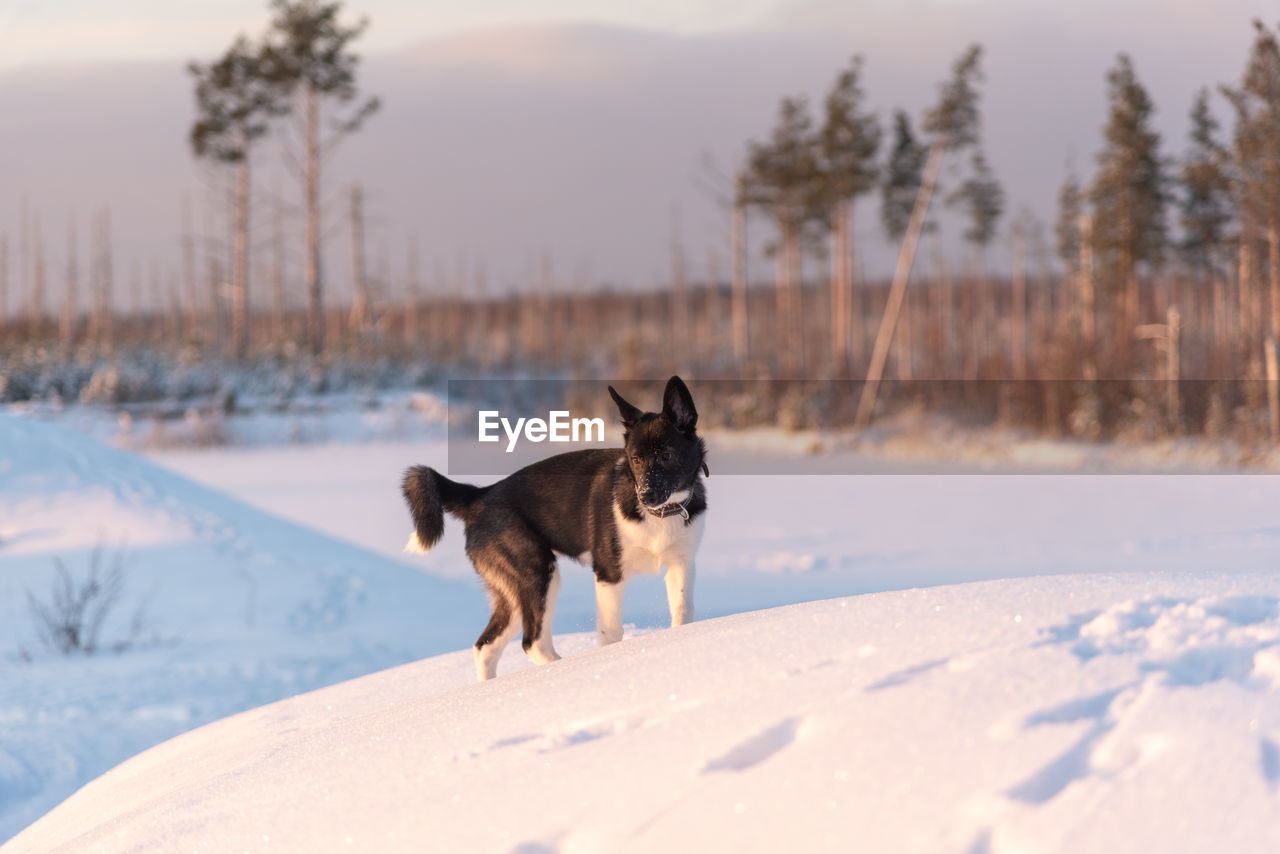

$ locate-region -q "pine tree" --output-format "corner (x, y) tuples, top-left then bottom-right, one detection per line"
(1055, 169), (1083, 274)
(879, 43), (984, 245)
(880, 110), (927, 242)
(741, 95), (822, 371)
(948, 149), (1004, 253)
(921, 43), (984, 152)
(1088, 54), (1168, 302)
(818, 55), (881, 372)
(188, 35), (284, 359)
(1178, 88), (1232, 282)
(262, 0), (380, 355)
(819, 56), (881, 206)
(1222, 20), (1280, 341)
(857, 44), (985, 427)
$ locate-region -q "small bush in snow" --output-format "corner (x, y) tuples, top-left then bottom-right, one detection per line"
(25, 544), (144, 656)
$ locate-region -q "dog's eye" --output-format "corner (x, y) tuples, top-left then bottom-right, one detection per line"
(659, 449), (674, 463)
(631, 454), (642, 465)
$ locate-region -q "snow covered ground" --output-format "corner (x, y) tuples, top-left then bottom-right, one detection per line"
(150, 436), (1280, 632)
(0, 410), (487, 841)
(9, 573), (1280, 853)
(5, 399), (1280, 850)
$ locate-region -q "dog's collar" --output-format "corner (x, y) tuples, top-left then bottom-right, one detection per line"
(643, 494), (691, 520)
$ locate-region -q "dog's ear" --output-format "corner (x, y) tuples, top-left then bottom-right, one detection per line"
(662, 375), (697, 434)
(608, 385), (644, 429)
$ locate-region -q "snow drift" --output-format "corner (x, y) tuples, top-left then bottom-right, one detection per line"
(9, 402), (1280, 851)
(7, 572), (1280, 854)
(0, 410), (485, 840)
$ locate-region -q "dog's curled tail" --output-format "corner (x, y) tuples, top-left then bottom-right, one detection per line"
(401, 465), (486, 554)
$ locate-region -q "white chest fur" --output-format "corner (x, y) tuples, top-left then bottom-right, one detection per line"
(612, 501), (705, 577)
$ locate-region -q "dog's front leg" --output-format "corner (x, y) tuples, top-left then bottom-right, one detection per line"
(595, 578), (626, 646)
(665, 561), (695, 627)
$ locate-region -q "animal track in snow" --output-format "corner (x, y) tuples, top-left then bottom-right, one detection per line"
(1022, 688), (1127, 727)
(1005, 720), (1115, 805)
(1260, 737), (1280, 793)
(1001, 593), (1280, 816)
(1042, 594), (1280, 686)
(526, 717), (639, 753)
(490, 733), (539, 750)
(485, 697), (708, 761)
(702, 716), (804, 773)
(864, 658), (949, 692)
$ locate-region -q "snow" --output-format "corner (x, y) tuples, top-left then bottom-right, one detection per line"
(0, 410), (486, 840)
(8, 574), (1280, 853)
(150, 437), (1280, 629)
(6, 401), (1280, 851)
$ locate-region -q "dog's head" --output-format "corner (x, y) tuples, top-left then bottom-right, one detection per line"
(608, 376), (708, 510)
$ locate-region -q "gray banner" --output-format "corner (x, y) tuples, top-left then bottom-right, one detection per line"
(443, 378), (1280, 476)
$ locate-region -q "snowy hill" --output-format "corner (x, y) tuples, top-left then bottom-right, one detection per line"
(0, 411), (486, 840)
(7, 572), (1280, 854)
(8, 404), (1280, 849)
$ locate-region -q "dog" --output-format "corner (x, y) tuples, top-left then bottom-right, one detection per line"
(401, 376), (708, 681)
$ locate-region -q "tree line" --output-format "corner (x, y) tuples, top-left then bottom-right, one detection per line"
(10, 14), (1280, 444)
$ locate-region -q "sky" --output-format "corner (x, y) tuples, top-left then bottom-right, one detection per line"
(1, 0), (1278, 309)
(0, 0), (783, 70)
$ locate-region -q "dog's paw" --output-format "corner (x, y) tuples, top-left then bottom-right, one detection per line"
(403, 530), (430, 554)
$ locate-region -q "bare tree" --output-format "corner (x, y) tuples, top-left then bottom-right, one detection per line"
(732, 171), (750, 361)
(29, 213), (46, 340)
(92, 207), (115, 352)
(349, 182), (369, 334)
(62, 217), (79, 346)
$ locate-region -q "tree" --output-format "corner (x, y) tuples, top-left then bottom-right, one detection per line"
(1178, 88), (1233, 283)
(1222, 20), (1280, 341)
(262, 0), (380, 355)
(880, 110), (926, 243)
(856, 44), (986, 428)
(740, 95), (822, 372)
(1088, 54), (1168, 315)
(1055, 168), (1084, 274)
(948, 149), (1004, 258)
(921, 43), (984, 151)
(818, 56), (881, 370)
(189, 35), (285, 359)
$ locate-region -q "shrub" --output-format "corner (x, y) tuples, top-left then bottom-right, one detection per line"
(26, 544), (137, 656)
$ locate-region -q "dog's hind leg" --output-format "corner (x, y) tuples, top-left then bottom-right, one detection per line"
(474, 594), (519, 681)
(525, 562), (562, 666)
(595, 577), (627, 646)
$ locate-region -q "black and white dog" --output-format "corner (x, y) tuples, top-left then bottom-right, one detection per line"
(402, 376), (709, 681)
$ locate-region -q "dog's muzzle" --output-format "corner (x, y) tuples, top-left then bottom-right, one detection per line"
(640, 490), (691, 520)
